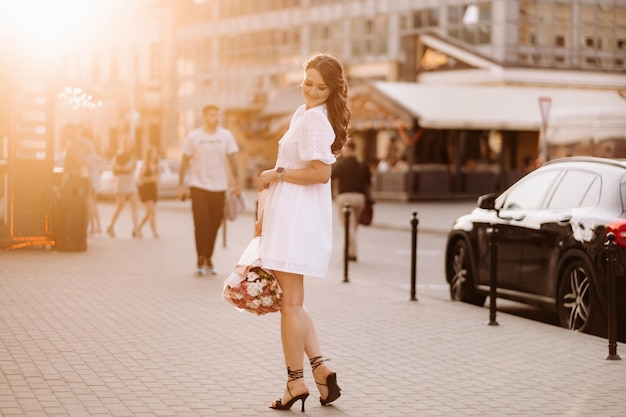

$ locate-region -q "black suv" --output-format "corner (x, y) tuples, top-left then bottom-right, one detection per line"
(445, 157), (626, 338)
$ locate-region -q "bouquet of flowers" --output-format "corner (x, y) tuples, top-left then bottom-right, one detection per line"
(222, 236), (281, 315)
(223, 266), (281, 315)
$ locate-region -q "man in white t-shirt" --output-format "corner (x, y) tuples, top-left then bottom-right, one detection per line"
(177, 104), (241, 275)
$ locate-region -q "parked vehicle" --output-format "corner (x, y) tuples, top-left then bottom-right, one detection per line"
(98, 159), (187, 200)
(445, 157), (626, 338)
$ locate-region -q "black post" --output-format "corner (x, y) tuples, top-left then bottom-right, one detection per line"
(410, 211), (418, 301)
(222, 218), (227, 248)
(487, 224), (499, 326)
(343, 203), (350, 283)
(605, 232), (621, 360)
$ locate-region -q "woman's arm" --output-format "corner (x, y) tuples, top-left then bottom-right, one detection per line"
(257, 160), (331, 191)
(227, 153), (242, 196)
(177, 154), (190, 200)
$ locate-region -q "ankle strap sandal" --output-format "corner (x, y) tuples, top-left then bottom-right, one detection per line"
(309, 356), (341, 406)
(269, 367), (309, 412)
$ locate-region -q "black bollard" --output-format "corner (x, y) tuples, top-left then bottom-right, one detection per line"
(222, 218), (227, 248)
(604, 232), (621, 360)
(410, 211), (418, 301)
(487, 224), (499, 326)
(343, 203), (350, 283)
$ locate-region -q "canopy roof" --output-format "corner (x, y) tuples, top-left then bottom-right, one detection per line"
(373, 82), (626, 134)
(262, 81), (626, 143)
(547, 107), (626, 144)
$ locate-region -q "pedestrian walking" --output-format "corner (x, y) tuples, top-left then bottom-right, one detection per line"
(331, 140), (371, 261)
(256, 53), (349, 411)
(177, 103), (241, 276)
(136, 144), (160, 238)
(80, 127), (102, 235)
(106, 137), (140, 238)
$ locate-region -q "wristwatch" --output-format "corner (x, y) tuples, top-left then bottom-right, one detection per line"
(276, 167), (285, 181)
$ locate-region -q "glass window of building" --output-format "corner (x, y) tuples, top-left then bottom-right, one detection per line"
(399, 12), (410, 31)
(374, 14), (388, 55)
(279, 28), (301, 65)
(447, 2), (491, 45)
(516, 0), (624, 70)
(218, 0), (301, 17)
(351, 14), (388, 58)
(413, 8), (439, 29)
(310, 23), (334, 55)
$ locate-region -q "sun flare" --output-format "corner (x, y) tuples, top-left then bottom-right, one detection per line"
(0, 0), (120, 57)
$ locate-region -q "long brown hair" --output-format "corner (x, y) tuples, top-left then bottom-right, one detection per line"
(304, 54), (351, 155)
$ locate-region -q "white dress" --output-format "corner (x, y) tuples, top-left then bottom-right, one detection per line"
(260, 104), (337, 278)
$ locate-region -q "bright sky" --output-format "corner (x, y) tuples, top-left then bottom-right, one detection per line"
(0, 0), (122, 57)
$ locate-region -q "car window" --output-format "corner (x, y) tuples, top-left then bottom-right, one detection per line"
(547, 169), (600, 210)
(498, 170), (560, 210)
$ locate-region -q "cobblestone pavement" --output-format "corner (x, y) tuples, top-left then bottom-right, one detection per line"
(1, 196), (624, 417)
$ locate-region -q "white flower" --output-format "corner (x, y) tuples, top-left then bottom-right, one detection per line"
(247, 299), (261, 309)
(246, 281), (263, 297)
(246, 270), (260, 281)
(260, 296), (275, 306)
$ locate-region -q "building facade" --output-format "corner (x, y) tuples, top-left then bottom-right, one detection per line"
(51, 0), (626, 196)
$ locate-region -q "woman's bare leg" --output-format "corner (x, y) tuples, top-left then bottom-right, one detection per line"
(271, 270), (309, 406)
(89, 191), (101, 234)
(302, 307), (335, 400)
(129, 194), (139, 231)
(107, 195), (126, 236)
(147, 201), (158, 237)
(138, 201), (157, 237)
(138, 201), (149, 230)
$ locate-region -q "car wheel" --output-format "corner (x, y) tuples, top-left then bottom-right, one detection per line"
(447, 239), (486, 306)
(557, 259), (606, 336)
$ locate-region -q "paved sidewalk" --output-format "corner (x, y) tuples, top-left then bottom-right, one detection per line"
(1, 197), (624, 417)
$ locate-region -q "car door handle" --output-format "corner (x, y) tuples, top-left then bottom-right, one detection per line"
(557, 214), (573, 225)
(499, 213), (526, 221)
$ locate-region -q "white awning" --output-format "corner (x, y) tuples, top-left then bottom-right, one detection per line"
(373, 81), (626, 132)
(547, 107), (626, 144)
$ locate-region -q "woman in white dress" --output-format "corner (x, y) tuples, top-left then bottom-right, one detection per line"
(257, 54), (350, 412)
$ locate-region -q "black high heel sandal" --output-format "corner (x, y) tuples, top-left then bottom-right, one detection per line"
(269, 368), (309, 412)
(310, 356), (341, 406)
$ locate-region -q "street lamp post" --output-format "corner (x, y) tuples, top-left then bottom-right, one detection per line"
(538, 96), (552, 164)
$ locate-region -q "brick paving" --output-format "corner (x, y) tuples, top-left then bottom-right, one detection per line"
(1, 195), (624, 417)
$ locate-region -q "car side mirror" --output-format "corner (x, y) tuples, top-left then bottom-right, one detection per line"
(477, 193), (497, 210)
